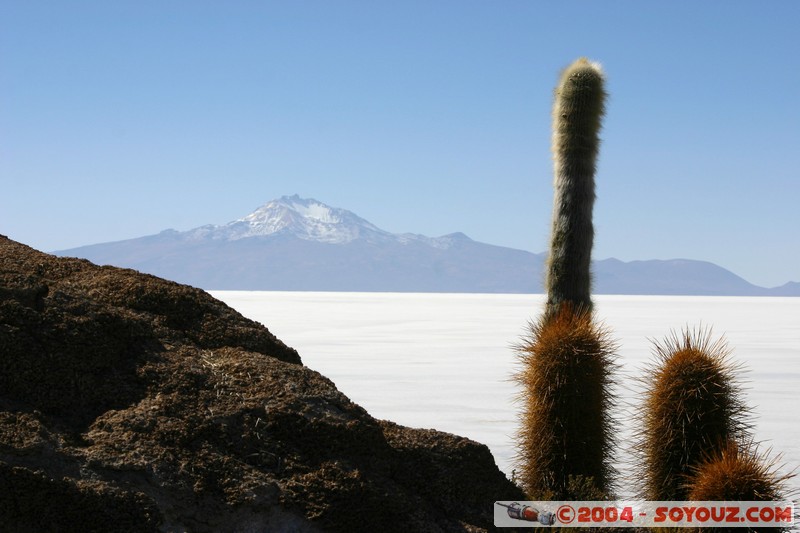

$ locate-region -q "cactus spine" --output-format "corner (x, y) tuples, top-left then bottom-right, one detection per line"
(545, 57), (606, 319)
(515, 58), (615, 500)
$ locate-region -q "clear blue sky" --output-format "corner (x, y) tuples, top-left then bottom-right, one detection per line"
(2, 1), (798, 288)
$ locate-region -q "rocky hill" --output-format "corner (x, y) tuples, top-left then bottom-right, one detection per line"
(0, 235), (522, 532)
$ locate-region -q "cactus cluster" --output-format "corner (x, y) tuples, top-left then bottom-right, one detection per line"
(637, 328), (794, 510)
(514, 58), (792, 509)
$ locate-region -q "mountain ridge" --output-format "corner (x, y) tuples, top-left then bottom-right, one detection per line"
(54, 196), (798, 296)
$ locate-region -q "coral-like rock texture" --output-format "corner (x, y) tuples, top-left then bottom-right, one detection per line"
(0, 236), (521, 532)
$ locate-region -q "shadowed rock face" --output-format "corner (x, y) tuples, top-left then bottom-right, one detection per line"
(0, 236), (522, 532)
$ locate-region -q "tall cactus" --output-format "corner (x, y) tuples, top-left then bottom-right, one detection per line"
(545, 57), (606, 319)
(515, 58), (615, 500)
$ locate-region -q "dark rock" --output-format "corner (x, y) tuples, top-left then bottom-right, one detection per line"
(0, 236), (523, 532)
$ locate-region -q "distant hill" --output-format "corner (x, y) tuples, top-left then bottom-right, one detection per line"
(55, 195), (799, 296)
(592, 258), (797, 296)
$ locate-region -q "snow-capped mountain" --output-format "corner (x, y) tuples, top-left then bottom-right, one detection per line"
(176, 195), (463, 249)
(54, 196), (799, 295)
(184, 195), (391, 244)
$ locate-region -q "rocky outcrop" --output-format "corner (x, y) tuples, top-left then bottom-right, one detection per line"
(0, 236), (522, 532)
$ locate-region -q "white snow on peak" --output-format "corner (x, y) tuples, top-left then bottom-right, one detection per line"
(288, 200), (339, 224)
(188, 195), (387, 244)
(241, 197), (339, 226)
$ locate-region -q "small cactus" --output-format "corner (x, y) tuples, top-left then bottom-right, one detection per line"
(545, 57), (606, 320)
(686, 441), (794, 533)
(687, 440), (791, 501)
(638, 327), (750, 500)
(514, 304), (616, 499)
